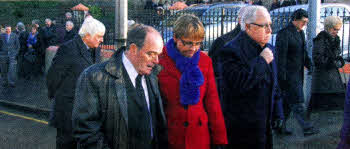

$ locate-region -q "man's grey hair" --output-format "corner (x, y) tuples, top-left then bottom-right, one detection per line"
(65, 12), (72, 18)
(32, 19), (40, 25)
(45, 18), (52, 23)
(238, 6), (249, 20)
(66, 21), (74, 27)
(78, 17), (106, 37)
(126, 24), (160, 50)
(324, 16), (343, 31)
(240, 6), (270, 31)
(16, 22), (25, 31)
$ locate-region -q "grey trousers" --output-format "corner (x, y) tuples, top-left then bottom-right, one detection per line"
(0, 55), (17, 85)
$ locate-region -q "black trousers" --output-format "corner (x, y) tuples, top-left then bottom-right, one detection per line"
(56, 127), (76, 149)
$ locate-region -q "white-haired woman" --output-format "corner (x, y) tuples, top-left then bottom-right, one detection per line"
(308, 16), (345, 117)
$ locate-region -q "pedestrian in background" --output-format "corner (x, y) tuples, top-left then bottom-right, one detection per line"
(308, 16), (345, 116)
(216, 6), (281, 149)
(63, 21), (76, 43)
(0, 25), (20, 88)
(72, 24), (167, 149)
(23, 25), (39, 80)
(47, 17), (105, 149)
(158, 14), (227, 149)
(276, 8), (318, 136)
(15, 22), (28, 79)
(209, 6), (248, 101)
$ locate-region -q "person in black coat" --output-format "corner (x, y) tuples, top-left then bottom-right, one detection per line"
(72, 24), (167, 149)
(15, 22), (29, 78)
(276, 9), (318, 136)
(209, 6), (248, 100)
(270, 0), (281, 10)
(308, 16), (345, 114)
(216, 6), (282, 149)
(63, 21), (77, 43)
(46, 17), (105, 149)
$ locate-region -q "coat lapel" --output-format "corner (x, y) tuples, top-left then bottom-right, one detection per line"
(77, 37), (93, 65)
(105, 48), (128, 127)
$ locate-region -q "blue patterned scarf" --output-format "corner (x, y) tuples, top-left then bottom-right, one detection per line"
(166, 39), (204, 106)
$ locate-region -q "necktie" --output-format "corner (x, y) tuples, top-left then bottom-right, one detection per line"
(135, 75), (153, 139)
(6, 34), (9, 43)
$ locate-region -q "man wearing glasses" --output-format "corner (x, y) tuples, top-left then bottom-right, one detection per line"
(216, 6), (281, 149)
(276, 8), (319, 136)
(158, 14), (227, 149)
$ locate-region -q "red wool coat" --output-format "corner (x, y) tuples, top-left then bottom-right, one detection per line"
(158, 48), (228, 149)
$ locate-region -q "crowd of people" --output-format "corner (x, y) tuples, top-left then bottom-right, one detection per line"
(0, 2), (349, 149)
(0, 12), (78, 87)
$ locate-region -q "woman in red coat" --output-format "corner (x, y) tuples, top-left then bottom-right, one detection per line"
(158, 14), (227, 149)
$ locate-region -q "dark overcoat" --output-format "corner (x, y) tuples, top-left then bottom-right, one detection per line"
(216, 31), (281, 149)
(72, 48), (168, 149)
(276, 23), (312, 104)
(312, 31), (345, 94)
(46, 36), (101, 129)
(209, 24), (241, 100)
(337, 79), (350, 149)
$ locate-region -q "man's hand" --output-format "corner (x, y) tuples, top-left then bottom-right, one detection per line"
(260, 47), (274, 64)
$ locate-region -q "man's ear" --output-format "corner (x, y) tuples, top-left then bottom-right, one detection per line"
(245, 23), (250, 31)
(129, 43), (138, 55)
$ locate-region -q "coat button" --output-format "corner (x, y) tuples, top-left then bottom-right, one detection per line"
(184, 121), (189, 127)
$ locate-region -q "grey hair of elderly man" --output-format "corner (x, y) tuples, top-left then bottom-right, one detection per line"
(237, 6), (250, 23)
(78, 17), (105, 38)
(78, 17), (106, 48)
(240, 6), (270, 31)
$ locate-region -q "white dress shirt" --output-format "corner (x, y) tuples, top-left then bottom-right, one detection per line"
(122, 52), (150, 110)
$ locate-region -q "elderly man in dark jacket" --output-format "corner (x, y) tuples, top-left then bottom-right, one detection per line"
(47, 17), (105, 149)
(72, 25), (167, 149)
(276, 9), (318, 136)
(209, 6), (248, 100)
(216, 6), (282, 149)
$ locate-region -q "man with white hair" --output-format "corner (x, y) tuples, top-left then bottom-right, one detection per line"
(46, 17), (105, 149)
(216, 6), (280, 149)
(63, 21), (76, 42)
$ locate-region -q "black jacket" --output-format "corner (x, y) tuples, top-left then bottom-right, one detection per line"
(312, 31), (345, 94)
(63, 30), (77, 43)
(46, 36), (101, 128)
(216, 31), (281, 149)
(209, 24), (241, 100)
(72, 48), (167, 149)
(276, 23), (312, 103)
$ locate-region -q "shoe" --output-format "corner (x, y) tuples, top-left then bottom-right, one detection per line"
(8, 84), (15, 88)
(2, 83), (8, 87)
(303, 127), (319, 136)
(276, 126), (293, 135)
(273, 119), (293, 135)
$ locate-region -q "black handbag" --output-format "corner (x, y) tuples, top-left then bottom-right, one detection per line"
(24, 48), (36, 63)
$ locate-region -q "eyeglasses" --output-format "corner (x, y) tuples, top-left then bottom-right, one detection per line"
(179, 39), (203, 47)
(250, 23), (272, 30)
(332, 27), (341, 32)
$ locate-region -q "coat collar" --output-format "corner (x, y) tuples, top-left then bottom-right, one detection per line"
(76, 36), (94, 65)
(105, 46), (162, 79)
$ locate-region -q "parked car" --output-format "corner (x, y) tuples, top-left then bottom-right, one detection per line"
(269, 3), (350, 59)
(161, 2), (247, 51)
